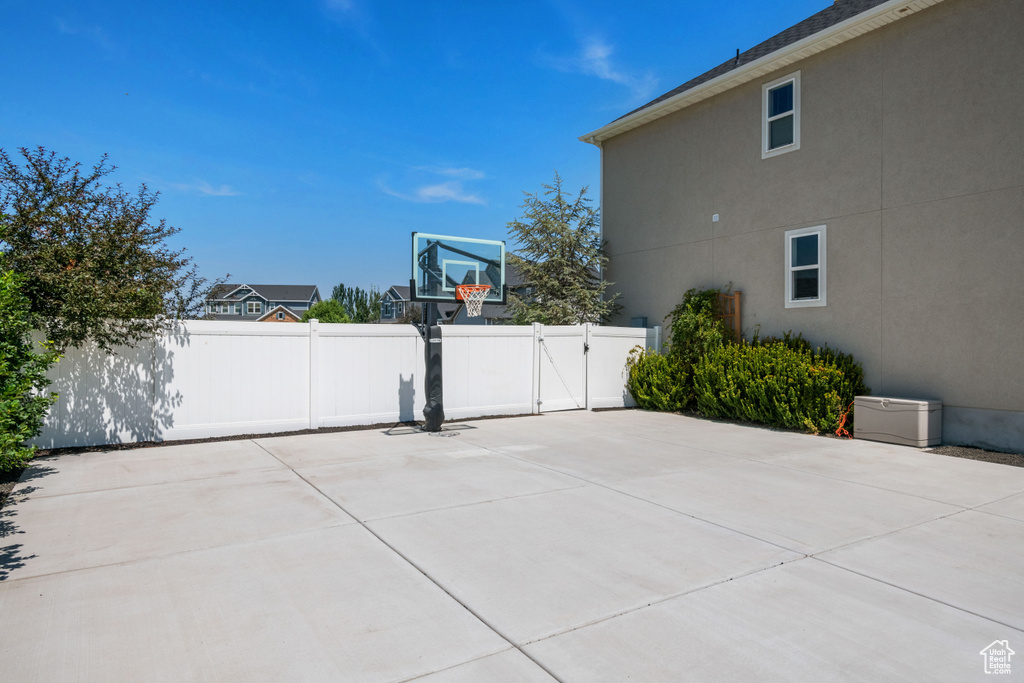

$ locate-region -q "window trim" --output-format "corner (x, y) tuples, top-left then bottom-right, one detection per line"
(247, 301), (262, 315)
(785, 225), (826, 308)
(762, 71), (801, 159)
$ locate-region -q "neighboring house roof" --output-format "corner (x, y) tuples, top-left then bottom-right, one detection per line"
(208, 284), (320, 302)
(385, 285), (411, 301)
(582, 0), (945, 144)
(256, 305), (302, 322)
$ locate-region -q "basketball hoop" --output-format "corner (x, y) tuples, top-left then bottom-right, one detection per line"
(456, 284), (491, 317)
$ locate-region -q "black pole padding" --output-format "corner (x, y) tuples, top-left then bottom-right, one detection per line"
(422, 303), (444, 432)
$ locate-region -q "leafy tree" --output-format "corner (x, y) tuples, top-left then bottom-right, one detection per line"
(330, 283), (382, 323)
(0, 147), (221, 353)
(301, 299), (350, 324)
(506, 173), (620, 325)
(0, 271), (59, 471)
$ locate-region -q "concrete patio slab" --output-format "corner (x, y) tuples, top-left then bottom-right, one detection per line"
(298, 450), (582, 521)
(0, 525), (507, 682)
(255, 427), (493, 470)
(767, 445), (1024, 508)
(18, 438), (286, 498)
(610, 459), (958, 554)
(638, 420), (828, 459)
(484, 432), (741, 483)
(818, 510), (1024, 631)
(3, 468), (351, 580)
(3, 409), (1021, 681)
(977, 490), (1024, 522)
(369, 485), (799, 645)
(412, 649), (556, 682)
(524, 558), (1020, 682)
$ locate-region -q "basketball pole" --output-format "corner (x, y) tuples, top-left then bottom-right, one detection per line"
(422, 301), (445, 432)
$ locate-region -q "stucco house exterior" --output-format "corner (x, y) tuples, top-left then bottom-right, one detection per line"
(582, 0), (1023, 452)
(205, 284), (321, 322)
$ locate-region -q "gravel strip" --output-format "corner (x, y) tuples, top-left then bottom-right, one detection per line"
(926, 445), (1024, 468)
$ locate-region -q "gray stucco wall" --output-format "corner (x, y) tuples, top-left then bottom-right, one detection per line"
(599, 0), (1024, 452)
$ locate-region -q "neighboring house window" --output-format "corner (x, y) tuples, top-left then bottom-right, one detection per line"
(247, 301), (262, 315)
(763, 71), (800, 158)
(785, 225), (826, 308)
(383, 302), (394, 317)
(396, 303), (404, 317)
(276, 311), (285, 320)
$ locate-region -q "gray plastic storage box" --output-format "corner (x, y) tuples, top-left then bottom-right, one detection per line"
(854, 396), (942, 447)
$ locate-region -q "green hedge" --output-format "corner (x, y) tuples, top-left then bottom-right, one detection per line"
(626, 347), (689, 412)
(1, 271), (59, 471)
(626, 287), (869, 434)
(692, 341), (867, 434)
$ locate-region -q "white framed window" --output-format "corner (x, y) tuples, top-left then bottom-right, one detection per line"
(247, 301), (262, 315)
(276, 311), (285, 320)
(382, 302), (394, 317)
(785, 225), (826, 308)
(763, 71), (800, 159)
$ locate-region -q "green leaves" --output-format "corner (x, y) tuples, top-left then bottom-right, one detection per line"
(331, 283), (382, 323)
(692, 341), (868, 434)
(627, 286), (869, 436)
(0, 271), (58, 471)
(625, 346), (689, 412)
(301, 299), (351, 324)
(0, 147), (219, 353)
(506, 173), (621, 325)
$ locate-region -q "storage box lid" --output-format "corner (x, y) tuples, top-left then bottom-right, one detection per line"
(855, 396), (942, 409)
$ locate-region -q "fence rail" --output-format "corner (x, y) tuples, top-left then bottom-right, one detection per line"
(33, 321), (646, 449)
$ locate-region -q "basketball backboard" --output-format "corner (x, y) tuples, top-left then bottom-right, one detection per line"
(411, 232), (506, 303)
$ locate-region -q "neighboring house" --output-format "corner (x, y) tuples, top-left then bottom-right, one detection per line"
(381, 267), (528, 325)
(582, 0), (1024, 452)
(205, 284), (321, 322)
(445, 265), (528, 325)
(379, 286), (414, 323)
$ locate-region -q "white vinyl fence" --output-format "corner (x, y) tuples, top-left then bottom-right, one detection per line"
(33, 321), (651, 449)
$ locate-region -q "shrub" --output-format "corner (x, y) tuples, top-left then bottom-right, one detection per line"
(666, 287), (732, 368)
(692, 340), (868, 434)
(626, 346), (689, 412)
(301, 299), (350, 324)
(0, 271), (59, 471)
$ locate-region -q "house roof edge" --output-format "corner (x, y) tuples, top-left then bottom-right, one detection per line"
(580, 0), (945, 145)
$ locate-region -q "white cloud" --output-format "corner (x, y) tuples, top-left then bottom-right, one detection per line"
(378, 179), (485, 206)
(170, 181), (241, 197)
(412, 166), (486, 181)
(56, 19), (115, 55)
(322, 0), (355, 14)
(377, 165), (486, 206)
(543, 37), (657, 100)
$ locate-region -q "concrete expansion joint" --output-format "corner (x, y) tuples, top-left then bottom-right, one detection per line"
(248, 439), (568, 683)
(814, 557), (1023, 634)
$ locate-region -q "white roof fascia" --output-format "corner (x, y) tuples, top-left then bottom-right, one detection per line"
(580, 0), (944, 145)
(210, 283), (256, 301)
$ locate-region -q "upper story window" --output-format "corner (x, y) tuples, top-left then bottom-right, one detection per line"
(763, 71), (800, 159)
(247, 301), (262, 315)
(785, 225), (826, 308)
(276, 311), (285, 320)
(382, 301), (394, 317)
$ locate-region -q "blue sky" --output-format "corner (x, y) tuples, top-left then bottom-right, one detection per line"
(1, 0), (829, 296)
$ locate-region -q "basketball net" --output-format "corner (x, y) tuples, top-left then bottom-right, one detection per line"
(456, 284), (491, 317)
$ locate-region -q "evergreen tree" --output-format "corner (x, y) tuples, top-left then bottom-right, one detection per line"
(331, 283), (382, 323)
(506, 173), (620, 325)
